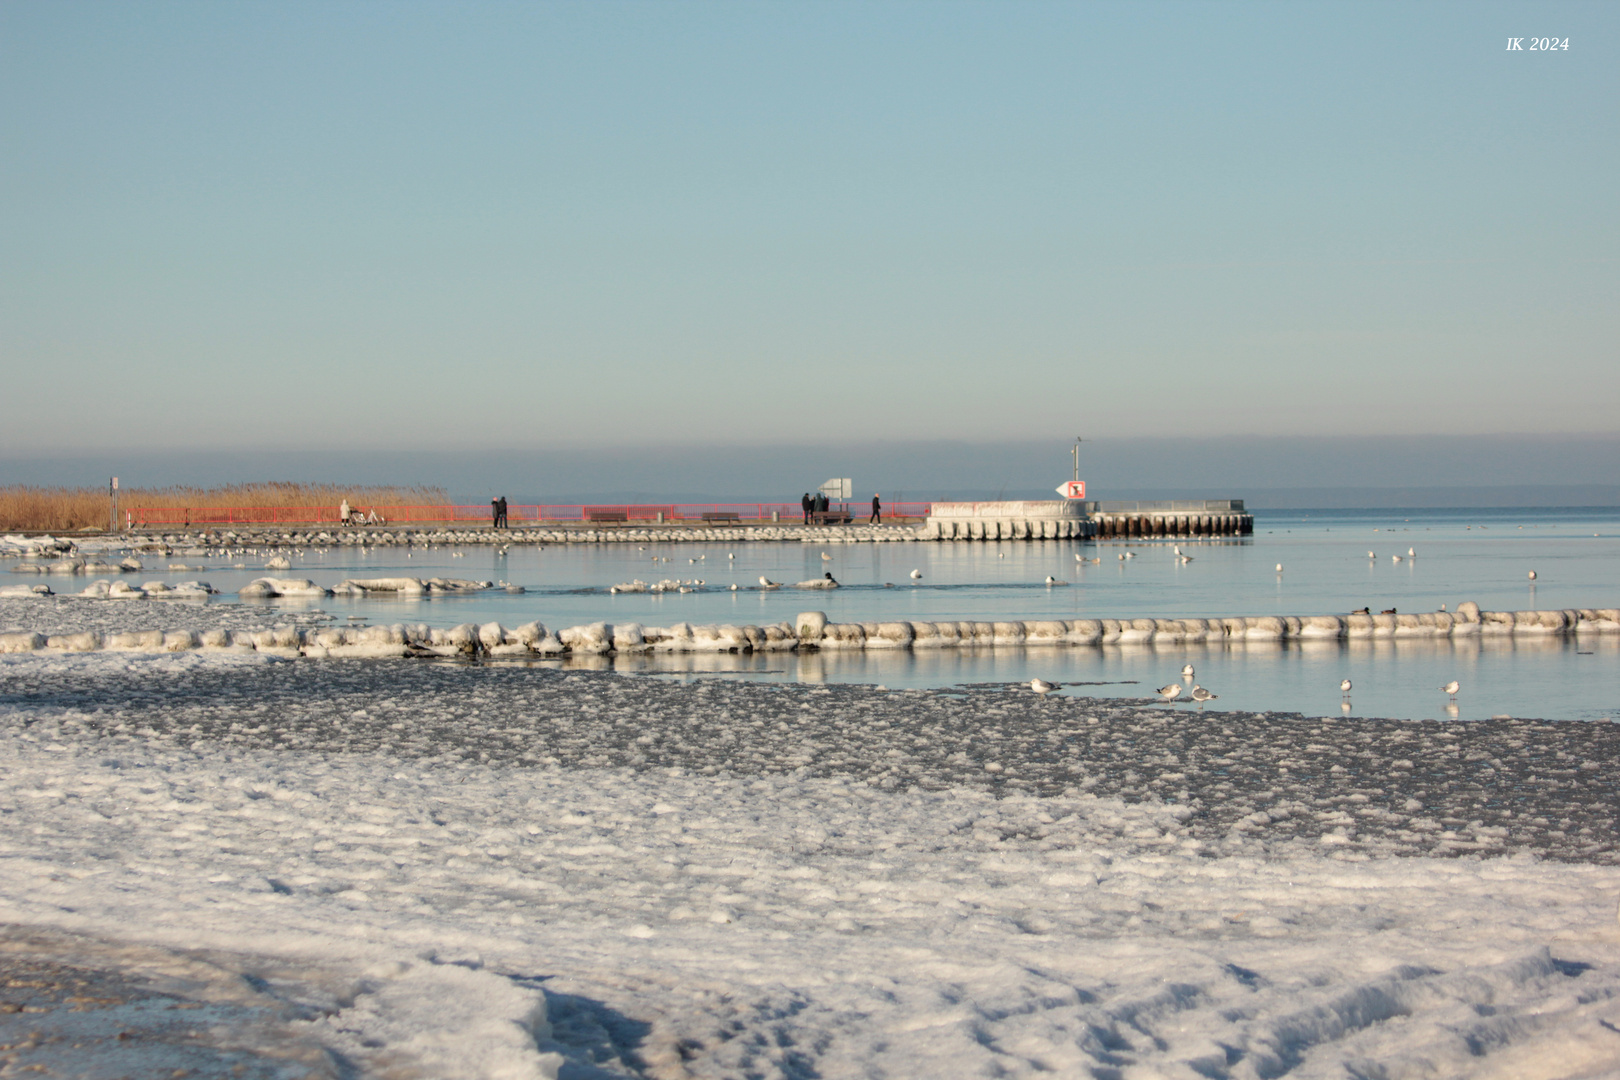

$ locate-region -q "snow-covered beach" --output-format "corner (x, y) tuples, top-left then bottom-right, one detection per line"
(4, 650), (1619, 1078)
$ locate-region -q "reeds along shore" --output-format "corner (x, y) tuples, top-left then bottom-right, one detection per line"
(0, 483), (448, 533)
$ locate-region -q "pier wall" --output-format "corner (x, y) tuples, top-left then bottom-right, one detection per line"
(923, 500), (1095, 541)
(1090, 500), (1253, 538)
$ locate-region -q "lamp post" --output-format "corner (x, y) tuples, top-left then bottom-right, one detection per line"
(109, 477), (119, 532)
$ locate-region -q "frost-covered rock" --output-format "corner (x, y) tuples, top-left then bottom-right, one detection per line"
(795, 611), (828, 642)
(331, 577), (427, 596)
(239, 577), (330, 598)
(0, 583), (52, 598)
(0, 631), (45, 652)
(426, 578), (492, 592)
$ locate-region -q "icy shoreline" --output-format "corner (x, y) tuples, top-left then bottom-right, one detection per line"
(3, 660), (1620, 1077)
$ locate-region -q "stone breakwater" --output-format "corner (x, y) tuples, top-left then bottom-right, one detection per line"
(6, 524), (929, 554)
(3, 602), (1616, 659)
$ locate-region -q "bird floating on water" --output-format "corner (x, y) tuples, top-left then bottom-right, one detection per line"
(1030, 678), (1059, 695)
(1441, 680), (1460, 700)
(1045, 576), (1068, 586)
(1155, 683), (1183, 703)
(1178, 555), (1193, 563)
(910, 569), (923, 580)
(759, 576), (780, 588)
(1275, 563), (1284, 573)
(1392, 554), (1403, 562)
(1408, 547), (1416, 558)
(1368, 551), (1376, 558)
(1190, 685), (1216, 704)
(1528, 570), (1537, 580)
(821, 552), (832, 561)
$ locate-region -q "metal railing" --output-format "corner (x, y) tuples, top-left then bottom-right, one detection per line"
(124, 502), (935, 528)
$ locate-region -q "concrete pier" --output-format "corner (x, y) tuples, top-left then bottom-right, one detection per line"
(1089, 500), (1253, 538)
(923, 499), (1251, 541)
(922, 500), (1095, 541)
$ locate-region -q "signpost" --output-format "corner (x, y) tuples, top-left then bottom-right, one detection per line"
(818, 478), (852, 500)
(109, 477), (119, 532)
(1056, 480), (1086, 499)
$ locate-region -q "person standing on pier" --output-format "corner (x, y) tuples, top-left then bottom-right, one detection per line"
(497, 496), (509, 529)
(870, 493), (882, 524)
(491, 497), (501, 529)
(801, 492), (812, 524)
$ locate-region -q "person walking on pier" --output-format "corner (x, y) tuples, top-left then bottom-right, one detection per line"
(869, 493), (882, 524)
(801, 492), (812, 524)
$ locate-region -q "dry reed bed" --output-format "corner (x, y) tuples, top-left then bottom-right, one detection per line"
(0, 484), (447, 532)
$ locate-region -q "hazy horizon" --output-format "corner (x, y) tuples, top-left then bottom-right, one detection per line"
(6, 433), (1618, 508)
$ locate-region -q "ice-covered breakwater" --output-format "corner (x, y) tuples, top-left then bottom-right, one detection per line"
(3, 601), (1616, 659)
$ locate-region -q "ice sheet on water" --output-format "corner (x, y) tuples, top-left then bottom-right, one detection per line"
(3, 658), (1620, 1077)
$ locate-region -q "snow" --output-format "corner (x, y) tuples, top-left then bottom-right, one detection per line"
(2, 655), (1619, 1077)
(239, 576), (331, 597)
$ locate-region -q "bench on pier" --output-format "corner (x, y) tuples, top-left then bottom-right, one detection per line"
(701, 511), (741, 523)
(811, 511), (853, 525)
(584, 509), (629, 523)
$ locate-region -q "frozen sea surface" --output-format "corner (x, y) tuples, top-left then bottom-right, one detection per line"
(4, 653), (1620, 1078)
(6, 507), (1618, 721)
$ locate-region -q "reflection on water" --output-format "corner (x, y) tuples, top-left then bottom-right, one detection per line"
(8, 507), (1619, 721)
(476, 631), (1620, 724)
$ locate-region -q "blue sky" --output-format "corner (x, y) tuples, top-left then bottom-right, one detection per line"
(3, 1), (1616, 460)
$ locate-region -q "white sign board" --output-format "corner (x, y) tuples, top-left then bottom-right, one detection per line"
(1056, 480), (1086, 499)
(819, 477), (852, 500)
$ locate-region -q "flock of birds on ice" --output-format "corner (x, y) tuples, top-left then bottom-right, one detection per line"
(1028, 666), (1465, 707)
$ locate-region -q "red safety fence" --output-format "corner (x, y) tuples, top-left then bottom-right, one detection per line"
(123, 502), (935, 528)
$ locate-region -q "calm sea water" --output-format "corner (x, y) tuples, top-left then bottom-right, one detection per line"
(35, 508), (1620, 721)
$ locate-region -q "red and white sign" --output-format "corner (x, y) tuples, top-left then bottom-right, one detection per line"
(1056, 481), (1086, 499)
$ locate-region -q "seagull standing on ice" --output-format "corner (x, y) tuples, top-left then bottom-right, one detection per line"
(1528, 570), (1537, 580)
(910, 569), (923, 580)
(1030, 678), (1059, 695)
(759, 576), (780, 588)
(1275, 563), (1284, 573)
(1408, 547), (1416, 558)
(1340, 678), (1352, 696)
(1156, 683), (1183, 704)
(1181, 664), (1195, 682)
(1190, 685), (1216, 705)
(1440, 680), (1460, 700)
